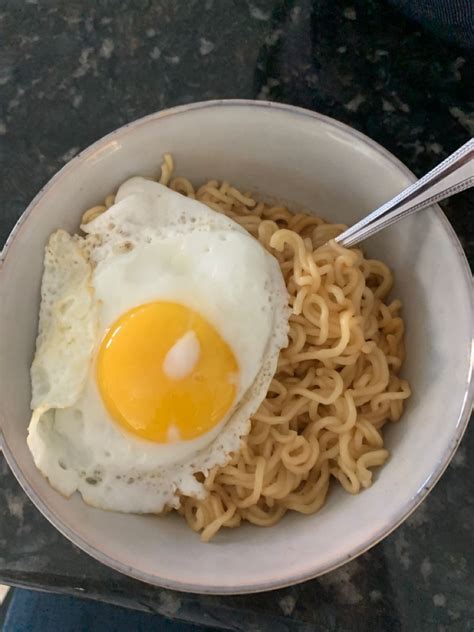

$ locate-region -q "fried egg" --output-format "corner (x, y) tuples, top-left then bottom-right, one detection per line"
(28, 178), (289, 513)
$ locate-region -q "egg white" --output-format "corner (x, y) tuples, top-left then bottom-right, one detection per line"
(28, 179), (289, 513)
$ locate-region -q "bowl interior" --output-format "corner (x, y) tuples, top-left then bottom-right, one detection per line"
(0, 102), (472, 593)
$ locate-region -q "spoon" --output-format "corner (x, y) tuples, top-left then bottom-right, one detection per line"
(335, 139), (474, 247)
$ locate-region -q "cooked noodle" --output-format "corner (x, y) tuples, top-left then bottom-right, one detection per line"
(82, 154), (411, 541)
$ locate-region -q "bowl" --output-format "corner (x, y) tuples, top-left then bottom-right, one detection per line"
(0, 100), (472, 594)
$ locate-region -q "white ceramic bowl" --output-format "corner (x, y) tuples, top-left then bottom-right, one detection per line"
(0, 101), (472, 594)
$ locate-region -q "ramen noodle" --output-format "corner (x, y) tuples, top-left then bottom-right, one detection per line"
(82, 155), (411, 541)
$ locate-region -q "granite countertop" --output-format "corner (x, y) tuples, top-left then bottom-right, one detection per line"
(0, 1), (472, 630)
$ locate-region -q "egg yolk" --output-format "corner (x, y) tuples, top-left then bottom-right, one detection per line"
(97, 302), (238, 443)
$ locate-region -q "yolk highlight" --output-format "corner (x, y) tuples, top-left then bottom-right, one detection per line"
(97, 302), (238, 443)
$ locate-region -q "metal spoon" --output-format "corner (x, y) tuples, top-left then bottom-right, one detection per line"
(335, 139), (474, 248)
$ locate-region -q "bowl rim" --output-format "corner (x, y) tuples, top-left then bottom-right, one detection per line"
(0, 98), (473, 594)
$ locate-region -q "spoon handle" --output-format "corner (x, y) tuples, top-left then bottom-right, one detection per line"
(335, 139), (474, 247)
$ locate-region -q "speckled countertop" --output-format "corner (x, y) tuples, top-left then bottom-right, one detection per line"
(0, 1), (473, 631)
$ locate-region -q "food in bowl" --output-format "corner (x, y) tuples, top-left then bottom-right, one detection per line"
(27, 154), (411, 541)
